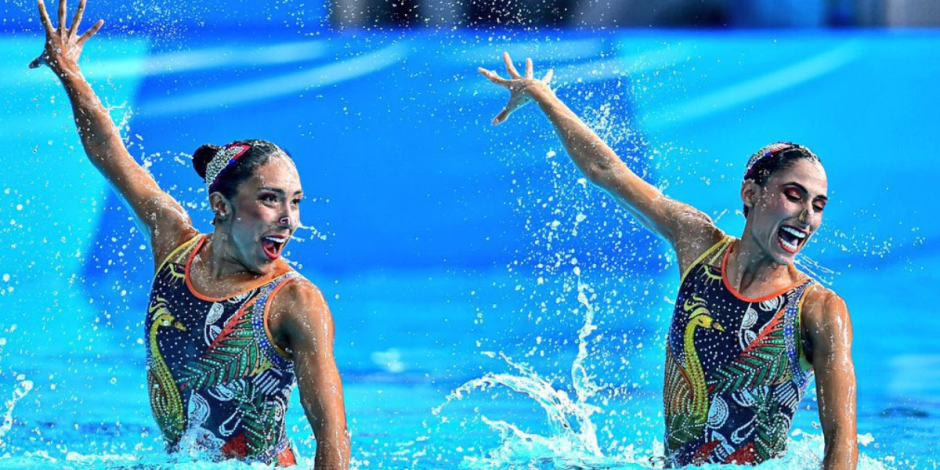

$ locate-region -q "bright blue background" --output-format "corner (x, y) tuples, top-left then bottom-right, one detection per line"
(0, 3), (937, 467)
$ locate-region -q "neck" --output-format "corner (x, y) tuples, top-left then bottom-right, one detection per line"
(727, 231), (794, 294)
(201, 232), (264, 279)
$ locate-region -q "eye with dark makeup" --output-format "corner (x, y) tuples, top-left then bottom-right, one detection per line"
(783, 188), (802, 202)
(813, 199), (827, 213)
(783, 184), (826, 214)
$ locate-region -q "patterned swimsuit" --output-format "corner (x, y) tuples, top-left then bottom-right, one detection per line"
(664, 237), (816, 466)
(145, 234), (300, 465)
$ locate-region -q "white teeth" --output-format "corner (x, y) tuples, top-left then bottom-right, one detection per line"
(779, 237), (798, 251)
(781, 226), (806, 239)
(264, 236), (287, 243)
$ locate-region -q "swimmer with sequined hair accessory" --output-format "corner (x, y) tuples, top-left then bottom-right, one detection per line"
(480, 53), (857, 468)
(29, 0), (349, 467)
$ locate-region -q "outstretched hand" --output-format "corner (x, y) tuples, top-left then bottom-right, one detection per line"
(29, 0), (103, 77)
(478, 52), (553, 125)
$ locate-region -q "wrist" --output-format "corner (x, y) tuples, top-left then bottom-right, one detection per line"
(53, 62), (84, 83)
(522, 80), (553, 99)
(56, 67), (88, 91)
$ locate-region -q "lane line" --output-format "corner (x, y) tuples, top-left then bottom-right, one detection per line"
(643, 41), (863, 130)
(140, 42), (411, 116)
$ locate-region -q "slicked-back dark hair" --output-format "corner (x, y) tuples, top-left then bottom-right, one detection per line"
(192, 139), (290, 199)
(742, 142), (822, 217)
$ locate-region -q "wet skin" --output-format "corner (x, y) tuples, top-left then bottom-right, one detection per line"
(741, 158), (828, 266)
(31, 0), (351, 465)
(481, 53), (857, 469)
(726, 158), (829, 299)
(191, 157), (304, 297)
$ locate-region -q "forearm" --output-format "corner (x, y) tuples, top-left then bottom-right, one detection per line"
(313, 422), (351, 470)
(526, 83), (670, 233)
(823, 432), (858, 470)
(55, 66), (179, 241)
(527, 83), (630, 188)
(58, 70), (135, 176)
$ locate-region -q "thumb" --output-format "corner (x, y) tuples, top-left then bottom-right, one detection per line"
(492, 108), (510, 126)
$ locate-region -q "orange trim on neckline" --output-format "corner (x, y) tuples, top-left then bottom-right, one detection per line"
(721, 241), (803, 303)
(184, 235), (284, 302)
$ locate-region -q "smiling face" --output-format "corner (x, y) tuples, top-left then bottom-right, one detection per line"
(742, 158), (828, 264)
(219, 156), (303, 274)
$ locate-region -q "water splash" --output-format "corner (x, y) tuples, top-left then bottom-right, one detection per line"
(0, 378), (33, 452)
(434, 274), (655, 469)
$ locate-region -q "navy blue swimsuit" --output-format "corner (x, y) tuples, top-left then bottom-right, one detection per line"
(664, 237), (815, 466)
(146, 234), (300, 465)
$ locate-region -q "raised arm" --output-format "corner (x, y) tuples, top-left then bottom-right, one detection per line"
(30, 0), (195, 267)
(479, 53), (723, 270)
(803, 288), (858, 470)
(271, 281), (350, 470)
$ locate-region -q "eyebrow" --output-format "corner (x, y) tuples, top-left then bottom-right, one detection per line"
(783, 182), (828, 201)
(258, 187), (304, 196)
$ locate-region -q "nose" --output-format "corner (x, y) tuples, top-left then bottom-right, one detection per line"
(279, 204), (299, 230)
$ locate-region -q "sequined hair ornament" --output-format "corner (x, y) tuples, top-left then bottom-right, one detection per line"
(744, 142), (818, 181)
(204, 143), (251, 188)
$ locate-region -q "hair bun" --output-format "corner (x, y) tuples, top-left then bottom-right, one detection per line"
(192, 144), (221, 179)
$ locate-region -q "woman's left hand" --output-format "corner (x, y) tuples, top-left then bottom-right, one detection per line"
(28, 0), (103, 78)
(478, 52), (553, 125)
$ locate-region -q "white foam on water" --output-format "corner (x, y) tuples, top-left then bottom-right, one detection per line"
(435, 276), (659, 469)
(0, 379), (33, 451)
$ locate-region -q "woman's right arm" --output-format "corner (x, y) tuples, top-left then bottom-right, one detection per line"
(480, 53), (723, 270)
(30, 0), (196, 266)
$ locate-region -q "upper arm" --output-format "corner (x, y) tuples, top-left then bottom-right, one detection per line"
(599, 167), (723, 273)
(63, 76), (195, 264)
(269, 280), (346, 434)
(802, 289), (858, 453)
(109, 163), (196, 268)
(142, 199), (198, 271)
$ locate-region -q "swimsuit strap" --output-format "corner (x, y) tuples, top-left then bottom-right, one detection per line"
(680, 235), (732, 283)
(784, 278), (816, 387)
(251, 271), (301, 371)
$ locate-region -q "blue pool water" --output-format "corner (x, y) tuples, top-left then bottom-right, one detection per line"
(0, 22), (938, 469)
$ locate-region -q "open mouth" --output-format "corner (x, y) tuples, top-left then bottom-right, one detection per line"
(261, 235), (288, 260)
(777, 225), (808, 254)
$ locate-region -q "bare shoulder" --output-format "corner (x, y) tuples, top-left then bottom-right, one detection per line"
(801, 284), (851, 329)
(138, 191), (198, 270)
(152, 227), (201, 271)
(665, 199), (725, 275)
(267, 275), (335, 352)
(800, 283), (853, 357)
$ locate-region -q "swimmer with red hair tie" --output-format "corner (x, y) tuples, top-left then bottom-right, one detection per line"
(30, 0), (349, 467)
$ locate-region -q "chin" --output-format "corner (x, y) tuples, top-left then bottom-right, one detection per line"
(772, 245), (799, 265)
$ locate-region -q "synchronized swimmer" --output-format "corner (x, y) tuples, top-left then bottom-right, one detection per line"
(30, 0), (349, 467)
(480, 53), (857, 468)
(30, 0), (859, 467)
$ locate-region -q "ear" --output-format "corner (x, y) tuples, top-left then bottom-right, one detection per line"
(740, 180), (760, 214)
(209, 192), (233, 222)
